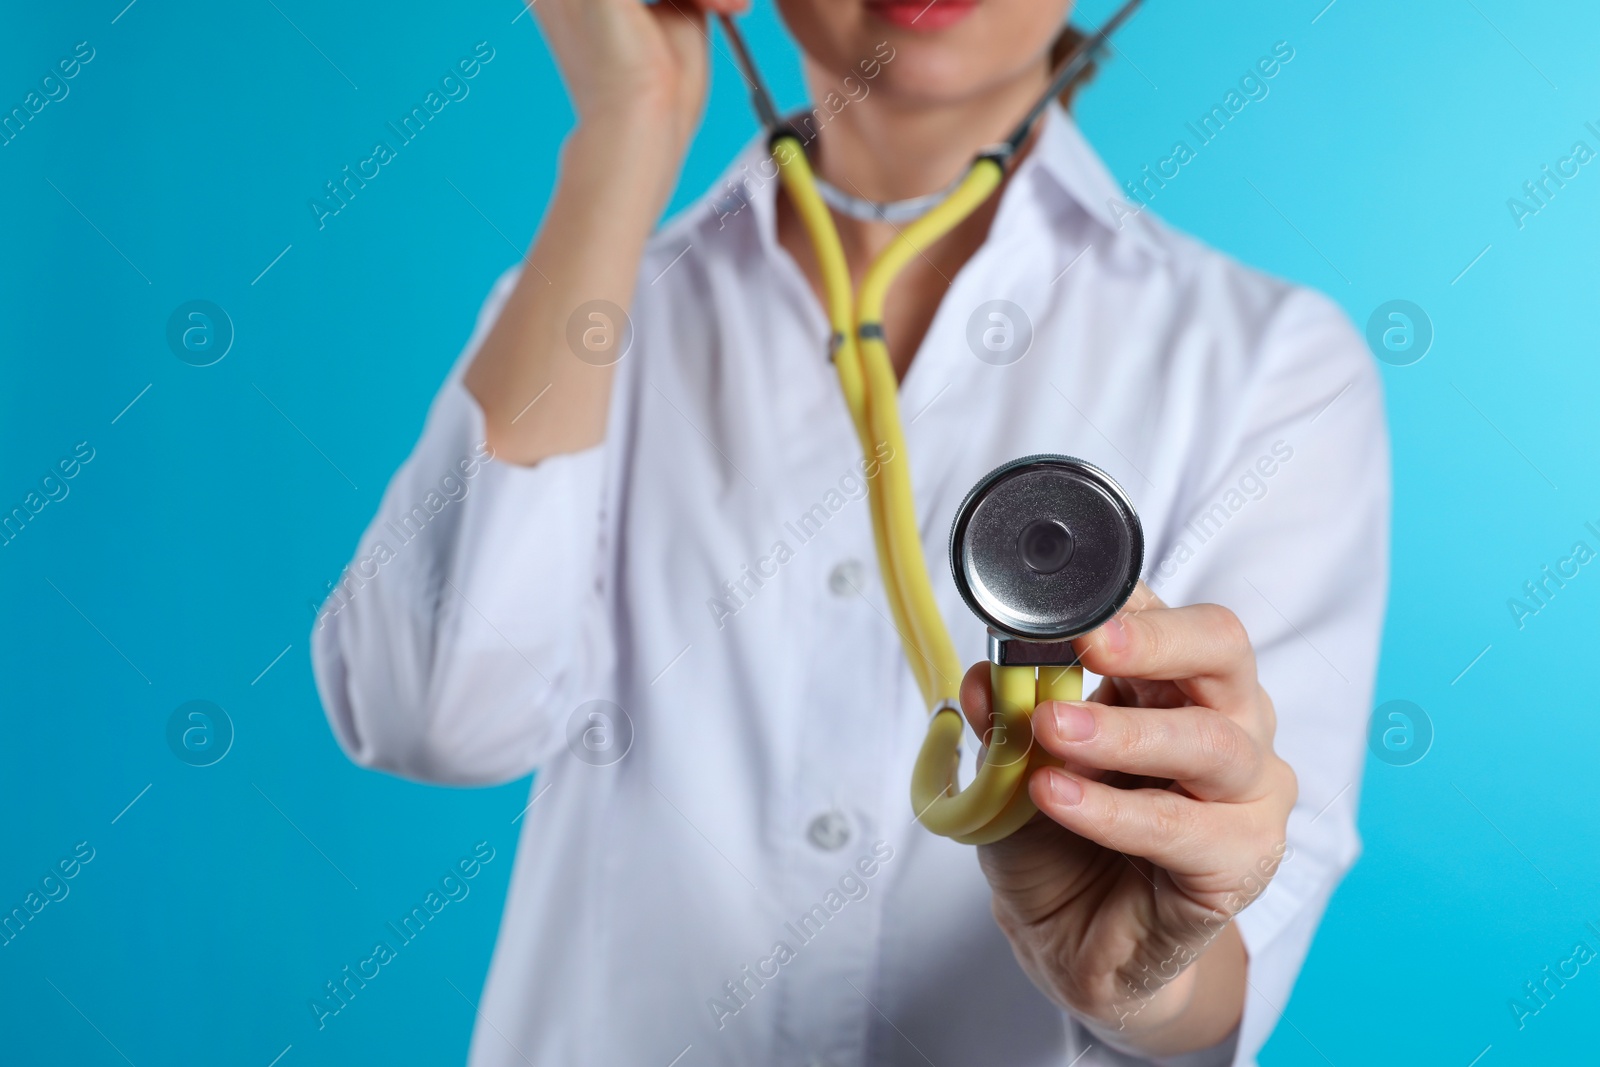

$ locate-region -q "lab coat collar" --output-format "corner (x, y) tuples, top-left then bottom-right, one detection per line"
(697, 103), (1165, 262)
(1025, 103), (1167, 260)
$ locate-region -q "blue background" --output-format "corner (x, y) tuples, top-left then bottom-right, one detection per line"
(2, 0), (1596, 1063)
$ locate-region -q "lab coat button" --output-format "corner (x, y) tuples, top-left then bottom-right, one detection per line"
(828, 559), (866, 597)
(806, 810), (851, 851)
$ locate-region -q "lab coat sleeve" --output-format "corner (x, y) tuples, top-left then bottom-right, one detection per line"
(1147, 285), (1389, 1066)
(311, 266), (614, 786)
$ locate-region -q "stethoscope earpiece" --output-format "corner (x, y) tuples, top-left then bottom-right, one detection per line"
(950, 455), (1143, 658)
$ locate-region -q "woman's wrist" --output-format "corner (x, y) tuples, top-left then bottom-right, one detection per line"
(1069, 924), (1246, 1058)
(1070, 964), (1199, 1047)
(565, 107), (690, 214)
(1079, 1013), (1240, 1067)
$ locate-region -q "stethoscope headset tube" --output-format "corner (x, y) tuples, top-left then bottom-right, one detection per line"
(714, 1), (1146, 844)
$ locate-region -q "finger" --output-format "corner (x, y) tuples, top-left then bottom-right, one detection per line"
(958, 661), (992, 738)
(1123, 580), (1167, 615)
(1033, 701), (1263, 801)
(958, 661), (1049, 750)
(1029, 767), (1227, 875)
(1074, 586), (1258, 710)
(1087, 672), (1137, 708)
(958, 662), (1114, 785)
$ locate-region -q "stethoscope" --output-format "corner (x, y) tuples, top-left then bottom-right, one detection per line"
(717, 1), (1145, 843)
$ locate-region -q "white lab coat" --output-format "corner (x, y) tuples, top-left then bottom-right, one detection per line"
(312, 105), (1388, 1067)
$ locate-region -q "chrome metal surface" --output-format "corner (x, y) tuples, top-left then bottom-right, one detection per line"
(950, 455), (1143, 642)
(988, 630), (1081, 667)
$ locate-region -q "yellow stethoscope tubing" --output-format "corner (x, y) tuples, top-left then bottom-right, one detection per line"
(770, 136), (932, 701)
(770, 134), (1074, 842)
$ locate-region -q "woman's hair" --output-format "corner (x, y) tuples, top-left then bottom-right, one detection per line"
(1051, 25), (1100, 109)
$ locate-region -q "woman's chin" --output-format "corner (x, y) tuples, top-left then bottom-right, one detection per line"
(854, 57), (1025, 114)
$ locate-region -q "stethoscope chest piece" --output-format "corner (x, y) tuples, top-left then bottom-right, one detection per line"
(949, 455), (1143, 664)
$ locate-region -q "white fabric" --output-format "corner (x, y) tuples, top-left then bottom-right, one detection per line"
(311, 105), (1388, 1067)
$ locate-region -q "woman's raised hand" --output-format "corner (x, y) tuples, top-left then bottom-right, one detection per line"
(532, 0), (745, 153)
(468, 1), (748, 466)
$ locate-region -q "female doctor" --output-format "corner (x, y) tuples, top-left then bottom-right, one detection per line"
(312, 0), (1388, 1064)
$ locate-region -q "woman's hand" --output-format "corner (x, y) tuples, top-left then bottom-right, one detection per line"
(532, 0), (744, 150)
(529, 0), (749, 244)
(963, 583), (1297, 1055)
(469, 0), (747, 466)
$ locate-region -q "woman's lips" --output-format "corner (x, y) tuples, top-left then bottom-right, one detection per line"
(865, 0), (979, 32)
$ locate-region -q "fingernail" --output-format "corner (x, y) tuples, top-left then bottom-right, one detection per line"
(1050, 702), (1096, 742)
(1047, 768), (1083, 806)
(1100, 616), (1128, 653)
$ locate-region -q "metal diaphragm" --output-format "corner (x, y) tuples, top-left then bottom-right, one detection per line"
(949, 455), (1144, 642)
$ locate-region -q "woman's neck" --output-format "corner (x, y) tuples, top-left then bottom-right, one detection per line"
(774, 58), (1059, 380)
(801, 59), (1053, 258)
